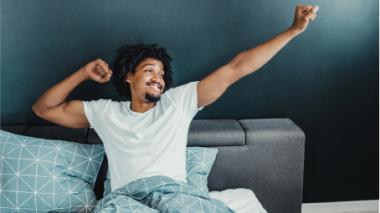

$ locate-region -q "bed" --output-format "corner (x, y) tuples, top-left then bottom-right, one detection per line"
(1, 118), (305, 213)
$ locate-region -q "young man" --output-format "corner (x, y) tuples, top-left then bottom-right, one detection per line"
(32, 5), (318, 210)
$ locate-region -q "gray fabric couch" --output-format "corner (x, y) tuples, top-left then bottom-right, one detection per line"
(1, 118), (305, 213)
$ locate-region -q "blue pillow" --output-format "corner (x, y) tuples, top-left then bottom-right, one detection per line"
(0, 129), (105, 212)
(102, 147), (218, 196)
(186, 147), (218, 192)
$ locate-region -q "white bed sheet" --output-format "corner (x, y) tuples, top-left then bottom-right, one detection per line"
(209, 188), (267, 213)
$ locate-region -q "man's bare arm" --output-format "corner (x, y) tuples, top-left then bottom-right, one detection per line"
(197, 5), (319, 107)
(32, 59), (112, 128)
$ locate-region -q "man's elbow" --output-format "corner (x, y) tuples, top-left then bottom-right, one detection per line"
(228, 52), (259, 76)
(32, 104), (46, 118)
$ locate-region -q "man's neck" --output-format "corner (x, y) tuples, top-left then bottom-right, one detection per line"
(130, 99), (156, 113)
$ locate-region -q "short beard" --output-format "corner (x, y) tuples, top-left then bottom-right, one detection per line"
(145, 93), (161, 103)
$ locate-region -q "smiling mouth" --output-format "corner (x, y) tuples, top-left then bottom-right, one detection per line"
(146, 82), (162, 91)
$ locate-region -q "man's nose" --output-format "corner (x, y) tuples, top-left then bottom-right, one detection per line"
(151, 73), (160, 82)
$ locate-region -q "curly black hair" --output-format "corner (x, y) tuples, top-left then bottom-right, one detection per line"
(113, 43), (174, 98)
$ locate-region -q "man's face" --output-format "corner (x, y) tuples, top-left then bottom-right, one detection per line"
(126, 58), (165, 103)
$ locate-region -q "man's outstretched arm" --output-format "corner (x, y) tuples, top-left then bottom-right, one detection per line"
(197, 5), (319, 107)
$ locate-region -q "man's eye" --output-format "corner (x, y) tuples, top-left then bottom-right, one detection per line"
(145, 70), (152, 73)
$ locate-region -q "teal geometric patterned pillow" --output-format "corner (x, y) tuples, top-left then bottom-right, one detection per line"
(185, 147), (218, 193)
(103, 147), (218, 196)
(0, 129), (105, 213)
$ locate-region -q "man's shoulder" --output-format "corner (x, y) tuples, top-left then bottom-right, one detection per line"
(84, 98), (125, 103)
(83, 98), (127, 109)
(164, 81), (198, 96)
(160, 81), (199, 112)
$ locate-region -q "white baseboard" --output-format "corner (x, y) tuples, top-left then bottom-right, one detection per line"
(302, 200), (379, 213)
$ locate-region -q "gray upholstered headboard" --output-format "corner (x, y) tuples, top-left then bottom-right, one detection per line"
(1, 118), (305, 213)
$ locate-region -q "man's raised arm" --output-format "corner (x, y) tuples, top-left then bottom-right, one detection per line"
(32, 59), (113, 128)
(197, 5), (319, 107)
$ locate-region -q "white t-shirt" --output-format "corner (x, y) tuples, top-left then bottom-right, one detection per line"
(83, 81), (202, 191)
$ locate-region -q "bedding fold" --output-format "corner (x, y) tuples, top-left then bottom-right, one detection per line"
(94, 175), (234, 213)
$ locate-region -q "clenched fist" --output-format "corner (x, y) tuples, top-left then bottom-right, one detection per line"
(290, 5), (319, 34)
(80, 59), (113, 83)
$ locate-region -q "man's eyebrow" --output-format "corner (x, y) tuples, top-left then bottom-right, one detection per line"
(142, 64), (156, 68)
(142, 64), (164, 72)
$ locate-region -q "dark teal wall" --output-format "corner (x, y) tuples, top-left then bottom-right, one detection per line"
(1, 0), (378, 202)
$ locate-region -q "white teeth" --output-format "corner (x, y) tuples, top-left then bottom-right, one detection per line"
(148, 83), (161, 90)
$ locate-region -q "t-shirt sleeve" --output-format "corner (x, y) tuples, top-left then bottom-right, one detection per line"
(82, 99), (113, 129)
(165, 81), (203, 118)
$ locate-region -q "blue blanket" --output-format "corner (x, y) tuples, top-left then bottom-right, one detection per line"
(94, 176), (234, 213)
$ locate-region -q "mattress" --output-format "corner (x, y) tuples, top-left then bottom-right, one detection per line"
(209, 188), (267, 213)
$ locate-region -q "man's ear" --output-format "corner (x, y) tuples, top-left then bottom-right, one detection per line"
(126, 72), (132, 84)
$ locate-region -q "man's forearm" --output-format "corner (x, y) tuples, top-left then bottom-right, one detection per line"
(229, 27), (301, 76)
(32, 69), (89, 113)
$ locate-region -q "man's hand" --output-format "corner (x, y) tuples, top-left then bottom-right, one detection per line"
(80, 59), (113, 83)
(290, 5), (319, 35)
